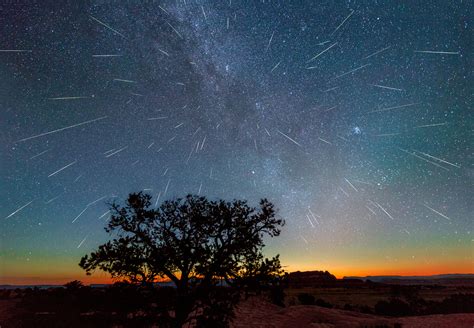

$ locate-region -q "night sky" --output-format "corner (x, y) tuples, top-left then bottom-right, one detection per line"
(1, 1), (472, 284)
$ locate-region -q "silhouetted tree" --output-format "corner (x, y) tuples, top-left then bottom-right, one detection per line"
(64, 280), (84, 290)
(79, 192), (284, 327)
(78, 236), (157, 285)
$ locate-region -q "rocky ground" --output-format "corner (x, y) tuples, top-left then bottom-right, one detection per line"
(230, 297), (474, 328)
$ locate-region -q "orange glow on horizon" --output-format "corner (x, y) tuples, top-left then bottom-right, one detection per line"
(2, 264), (473, 286)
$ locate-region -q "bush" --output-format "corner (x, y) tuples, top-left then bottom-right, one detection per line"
(297, 292), (315, 305)
(374, 298), (414, 316)
(13, 285), (177, 327)
(269, 285), (285, 307)
(288, 296), (296, 306)
(360, 305), (374, 314)
(374, 293), (474, 317)
(193, 286), (240, 328)
(344, 303), (353, 311)
(314, 298), (333, 308)
(427, 293), (474, 314)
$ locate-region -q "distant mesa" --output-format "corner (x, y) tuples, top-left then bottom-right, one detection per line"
(288, 270), (344, 288)
(343, 273), (474, 285)
(290, 270), (336, 281)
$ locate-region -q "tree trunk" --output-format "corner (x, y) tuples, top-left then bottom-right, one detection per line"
(174, 281), (191, 328)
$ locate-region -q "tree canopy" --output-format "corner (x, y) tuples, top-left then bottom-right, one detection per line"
(79, 192), (285, 326)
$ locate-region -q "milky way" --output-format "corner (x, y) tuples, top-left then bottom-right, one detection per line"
(1, 1), (472, 282)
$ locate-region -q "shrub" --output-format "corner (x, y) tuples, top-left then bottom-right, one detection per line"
(297, 293), (315, 305)
(315, 298), (333, 308)
(268, 285), (285, 307)
(374, 298), (414, 316)
(360, 305), (374, 314)
(344, 303), (354, 311)
(427, 293), (474, 314)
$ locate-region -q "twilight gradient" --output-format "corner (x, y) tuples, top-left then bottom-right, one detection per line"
(1, 1), (472, 284)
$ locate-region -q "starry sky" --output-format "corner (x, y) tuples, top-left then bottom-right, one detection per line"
(1, 1), (472, 285)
